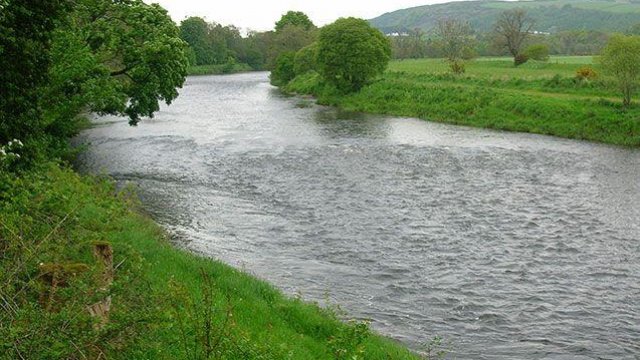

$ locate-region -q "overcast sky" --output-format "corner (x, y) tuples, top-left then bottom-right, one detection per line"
(147, 0), (467, 32)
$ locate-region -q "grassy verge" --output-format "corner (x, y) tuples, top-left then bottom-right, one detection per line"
(187, 63), (255, 76)
(0, 164), (419, 359)
(285, 57), (640, 147)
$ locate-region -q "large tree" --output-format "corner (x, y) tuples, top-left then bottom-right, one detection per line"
(48, 0), (189, 126)
(493, 9), (535, 65)
(435, 18), (476, 74)
(601, 34), (640, 107)
(317, 17), (391, 93)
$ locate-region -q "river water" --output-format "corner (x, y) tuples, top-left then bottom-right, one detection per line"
(76, 72), (640, 359)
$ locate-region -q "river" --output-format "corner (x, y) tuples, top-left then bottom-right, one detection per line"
(76, 72), (640, 359)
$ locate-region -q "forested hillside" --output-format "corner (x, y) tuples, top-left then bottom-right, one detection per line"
(370, 0), (640, 34)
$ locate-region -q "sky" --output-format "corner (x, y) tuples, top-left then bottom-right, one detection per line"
(147, 0), (466, 32)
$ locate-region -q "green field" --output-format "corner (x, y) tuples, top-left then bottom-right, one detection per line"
(286, 56), (640, 146)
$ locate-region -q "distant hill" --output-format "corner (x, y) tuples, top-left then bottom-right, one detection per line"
(370, 0), (640, 34)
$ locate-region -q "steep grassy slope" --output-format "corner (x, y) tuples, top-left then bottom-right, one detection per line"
(370, 0), (640, 33)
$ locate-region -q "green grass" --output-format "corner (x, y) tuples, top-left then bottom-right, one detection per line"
(0, 164), (419, 359)
(286, 56), (640, 147)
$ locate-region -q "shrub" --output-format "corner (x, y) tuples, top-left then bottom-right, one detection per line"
(270, 52), (296, 86)
(317, 17), (391, 93)
(514, 53), (529, 66)
(576, 66), (598, 81)
(449, 60), (466, 74)
(294, 43), (319, 76)
(524, 44), (550, 61)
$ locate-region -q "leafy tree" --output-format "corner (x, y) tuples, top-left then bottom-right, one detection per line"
(270, 52), (296, 86)
(275, 11), (315, 32)
(267, 25), (317, 69)
(294, 43), (319, 76)
(435, 18), (476, 74)
(0, 0), (72, 153)
(601, 34), (640, 107)
(50, 0), (189, 125)
(524, 43), (549, 61)
(317, 17), (391, 93)
(180, 17), (217, 65)
(493, 9), (535, 65)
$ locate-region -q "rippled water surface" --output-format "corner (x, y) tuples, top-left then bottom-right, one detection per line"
(76, 73), (640, 359)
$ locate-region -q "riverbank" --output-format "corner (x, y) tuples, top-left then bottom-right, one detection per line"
(0, 163), (419, 359)
(187, 63), (255, 76)
(285, 57), (640, 147)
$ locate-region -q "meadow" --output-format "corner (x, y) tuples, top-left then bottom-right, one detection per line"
(287, 56), (640, 146)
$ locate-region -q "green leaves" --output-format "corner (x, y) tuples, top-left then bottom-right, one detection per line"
(601, 34), (640, 106)
(317, 18), (391, 93)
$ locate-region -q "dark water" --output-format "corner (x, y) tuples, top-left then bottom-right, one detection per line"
(76, 72), (640, 359)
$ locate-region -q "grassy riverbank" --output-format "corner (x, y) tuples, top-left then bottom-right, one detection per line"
(286, 56), (640, 146)
(0, 164), (419, 359)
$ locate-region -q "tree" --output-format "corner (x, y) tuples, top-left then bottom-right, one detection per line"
(493, 9), (535, 65)
(49, 0), (189, 125)
(275, 11), (315, 32)
(435, 19), (476, 74)
(601, 34), (640, 107)
(267, 25), (317, 69)
(317, 18), (391, 93)
(0, 0), (72, 153)
(180, 17), (217, 65)
(270, 52), (296, 86)
(294, 43), (319, 76)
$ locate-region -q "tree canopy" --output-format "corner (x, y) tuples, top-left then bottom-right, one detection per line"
(275, 11), (315, 32)
(493, 9), (535, 64)
(317, 17), (391, 93)
(601, 34), (640, 107)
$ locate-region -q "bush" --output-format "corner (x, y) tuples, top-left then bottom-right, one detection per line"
(317, 17), (391, 93)
(576, 66), (598, 81)
(514, 53), (529, 66)
(270, 52), (296, 86)
(449, 60), (466, 74)
(294, 43), (319, 76)
(524, 44), (550, 61)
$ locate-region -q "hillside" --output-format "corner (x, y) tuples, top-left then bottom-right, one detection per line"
(370, 0), (640, 34)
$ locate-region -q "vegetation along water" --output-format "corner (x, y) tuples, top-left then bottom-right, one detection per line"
(1, 0), (640, 358)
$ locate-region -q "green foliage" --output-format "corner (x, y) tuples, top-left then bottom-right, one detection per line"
(524, 44), (550, 61)
(601, 34), (640, 106)
(64, 0), (189, 125)
(317, 18), (391, 93)
(270, 52), (297, 86)
(275, 11), (315, 32)
(0, 0), (72, 161)
(294, 42), (319, 76)
(327, 321), (371, 359)
(267, 24), (317, 69)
